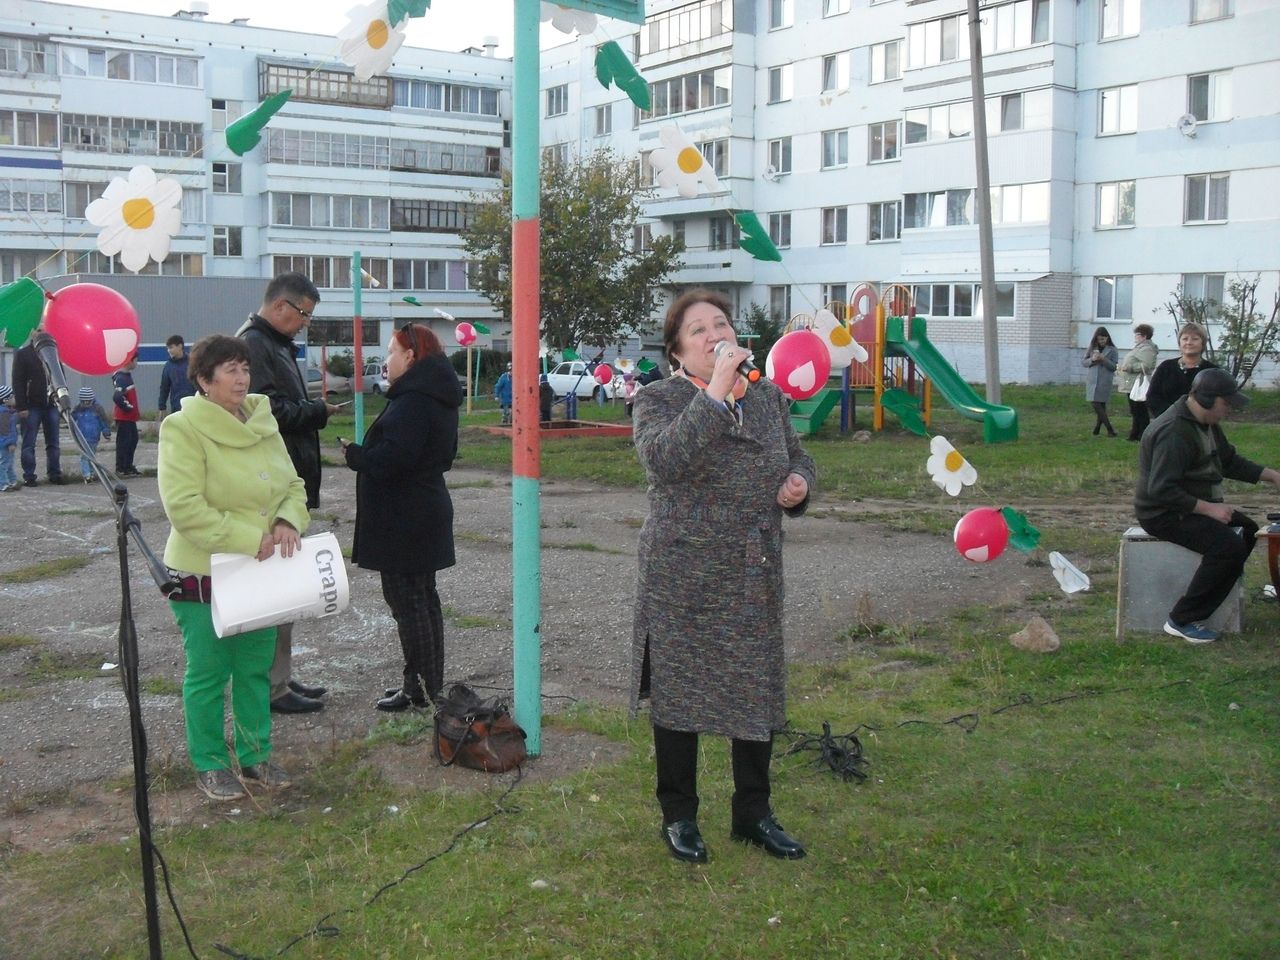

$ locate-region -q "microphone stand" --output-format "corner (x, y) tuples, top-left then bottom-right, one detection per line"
(58, 389), (178, 960)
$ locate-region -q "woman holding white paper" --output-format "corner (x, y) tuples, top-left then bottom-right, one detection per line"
(341, 322), (463, 711)
(158, 335), (309, 803)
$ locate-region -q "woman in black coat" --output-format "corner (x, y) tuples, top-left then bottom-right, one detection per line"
(341, 323), (463, 710)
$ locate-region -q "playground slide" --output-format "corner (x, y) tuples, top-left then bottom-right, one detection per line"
(885, 316), (1019, 443)
(788, 387), (841, 435)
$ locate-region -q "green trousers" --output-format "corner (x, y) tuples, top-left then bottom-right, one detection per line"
(169, 601), (276, 773)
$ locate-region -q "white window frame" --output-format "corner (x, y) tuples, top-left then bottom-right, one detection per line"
(1187, 71), (1231, 123)
(1191, 0), (1231, 24)
(821, 129), (848, 169)
(212, 225), (242, 257)
(1097, 180), (1136, 229)
(1100, 0), (1140, 40)
(821, 52), (849, 93)
(545, 84), (568, 118)
(868, 120), (901, 163)
(593, 104), (612, 136)
(699, 138), (729, 177)
(989, 182), (1049, 225)
(767, 136), (792, 175)
(211, 161), (241, 194)
(1184, 172), (1229, 223)
(870, 39), (902, 83)
(1095, 275), (1134, 320)
(768, 212), (791, 249)
(769, 284), (791, 322)
(1182, 273), (1225, 305)
(1098, 84), (1137, 135)
(868, 200), (901, 242)
(768, 65), (793, 104)
(769, 0), (793, 30)
(820, 206), (848, 245)
(822, 0), (849, 16)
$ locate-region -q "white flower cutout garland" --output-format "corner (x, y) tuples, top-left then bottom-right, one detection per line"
(85, 165), (183, 273)
(339, 1), (407, 81)
(926, 436), (978, 497)
(650, 125), (723, 198)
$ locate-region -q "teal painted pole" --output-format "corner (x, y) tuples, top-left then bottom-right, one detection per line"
(352, 249), (366, 443)
(511, 0), (543, 755)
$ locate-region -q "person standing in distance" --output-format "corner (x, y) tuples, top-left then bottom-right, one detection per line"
(494, 362), (513, 425)
(236, 272), (340, 714)
(11, 325), (68, 486)
(112, 356), (142, 477)
(158, 334), (195, 419)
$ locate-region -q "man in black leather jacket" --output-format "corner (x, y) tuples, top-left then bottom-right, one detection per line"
(237, 272), (341, 713)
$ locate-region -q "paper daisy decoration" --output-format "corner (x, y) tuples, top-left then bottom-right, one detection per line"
(649, 124), (722, 199)
(813, 307), (868, 368)
(541, 2), (597, 35)
(339, 1), (407, 81)
(926, 435), (978, 496)
(85, 165), (182, 274)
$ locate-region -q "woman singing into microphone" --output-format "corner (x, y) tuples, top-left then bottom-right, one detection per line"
(631, 289), (816, 864)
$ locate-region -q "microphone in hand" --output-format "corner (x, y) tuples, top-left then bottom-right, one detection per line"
(714, 340), (761, 383)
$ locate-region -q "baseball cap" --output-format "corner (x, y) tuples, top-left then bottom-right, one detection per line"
(1192, 367), (1248, 410)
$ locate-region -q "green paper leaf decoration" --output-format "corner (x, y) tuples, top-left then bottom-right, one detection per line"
(224, 89), (292, 156)
(1000, 507), (1041, 553)
(562, 347), (581, 361)
(879, 388), (927, 436)
(472, 322), (491, 335)
(734, 211), (782, 262)
(636, 358), (657, 373)
(401, 296), (423, 306)
(595, 41), (651, 111)
(388, 0), (431, 25)
(0, 277), (45, 348)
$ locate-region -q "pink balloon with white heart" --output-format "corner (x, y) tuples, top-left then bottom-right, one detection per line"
(765, 329), (831, 400)
(43, 283), (141, 375)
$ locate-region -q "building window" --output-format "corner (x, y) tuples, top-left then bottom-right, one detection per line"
(638, 0), (734, 55)
(546, 84), (568, 118)
(633, 224), (653, 253)
(823, 0), (849, 14)
(769, 285), (791, 322)
(769, 0), (793, 30)
(1182, 273), (1225, 305)
(989, 182), (1049, 224)
(671, 219), (685, 245)
(868, 200), (901, 242)
(699, 138), (728, 177)
(1184, 172), (1229, 223)
(0, 36), (56, 76)
(906, 12), (968, 69)
(1, 249), (61, 283)
(391, 258), (473, 291)
(211, 161), (241, 194)
(211, 99), (241, 132)
(59, 46), (198, 85)
(594, 104), (612, 136)
(820, 206), (848, 245)
(392, 78), (500, 115)
(0, 110), (59, 148)
(265, 129), (395, 171)
(1101, 0), (1140, 39)
(1098, 180), (1136, 228)
(821, 283), (848, 312)
(1187, 71), (1231, 122)
(1096, 276), (1133, 320)
(261, 62), (390, 109)
(904, 189), (975, 228)
(767, 136), (792, 175)
(870, 40), (902, 83)
(543, 142), (570, 167)
(868, 120), (901, 162)
(976, 0), (1051, 54)
(64, 181), (106, 218)
(820, 52), (849, 93)
(1099, 85), (1137, 135)
(1191, 0), (1231, 23)
(984, 89), (1051, 133)
(640, 67), (732, 120)
(767, 65), (793, 104)
(390, 198), (479, 233)
(768, 212), (791, 249)
(709, 215), (740, 251)
(821, 129), (848, 169)
(904, 101), (973, 144)
(212, 225), (242, 257)
(0, 178), (62, 213)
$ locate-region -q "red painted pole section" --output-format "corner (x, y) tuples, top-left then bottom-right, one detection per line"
(512, 216), (541, 478)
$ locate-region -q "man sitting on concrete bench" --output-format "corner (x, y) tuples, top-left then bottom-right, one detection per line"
(1134, 368), (1280, 643)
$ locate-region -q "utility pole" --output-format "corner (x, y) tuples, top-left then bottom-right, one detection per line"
(967, 0), (1001, 404)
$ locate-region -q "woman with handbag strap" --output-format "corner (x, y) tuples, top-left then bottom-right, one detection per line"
(1117, 324), (1158, 441)
(340, 322), (463, 711)
(631, 289), (816, 864)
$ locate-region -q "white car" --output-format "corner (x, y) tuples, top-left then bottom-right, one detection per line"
(544, 361), (622, 401)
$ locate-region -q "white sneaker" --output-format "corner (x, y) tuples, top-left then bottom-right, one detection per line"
(1163, 619), (1218, 644)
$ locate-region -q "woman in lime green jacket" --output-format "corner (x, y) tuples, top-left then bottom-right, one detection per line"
(158, 335), (310, 802)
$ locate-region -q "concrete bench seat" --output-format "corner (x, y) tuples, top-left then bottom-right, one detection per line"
(1115, 526), (1244, 639)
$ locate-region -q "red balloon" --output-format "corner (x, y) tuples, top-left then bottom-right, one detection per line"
(953, 508), (1010, 563)
(455, 322), (477, 347)
(43, 283), (141, 375)
(593, 363), (614, 385)
(765, 329), (831, 400)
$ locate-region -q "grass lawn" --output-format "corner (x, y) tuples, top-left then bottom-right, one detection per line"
(6, 386), (1279, 959)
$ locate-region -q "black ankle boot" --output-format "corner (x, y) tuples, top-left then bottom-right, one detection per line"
(376, 689), (427, 712)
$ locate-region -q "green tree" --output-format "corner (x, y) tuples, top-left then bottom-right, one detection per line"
(739, 301), (785, 365)
(1215, 276), (1280, 389)
(462, 148), (684, 353)
(326, 349), (354, 378)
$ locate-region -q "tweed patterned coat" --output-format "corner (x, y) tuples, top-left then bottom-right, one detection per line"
(630, 375), (816, 741)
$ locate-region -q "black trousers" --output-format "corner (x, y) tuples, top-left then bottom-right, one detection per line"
(379, 570), (445, 700)
(1127, 399), (1150, 440)
(1140, 511), (1257, 625)
(653, 723), (772, 827)
(1090, 401), (1116, 435)
(115, 420), (139, 472)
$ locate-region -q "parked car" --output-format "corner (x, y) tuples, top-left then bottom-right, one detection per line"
(365, 361), (390, 395)
(544, 361), (623, 401)
(304, 367), (351, 398)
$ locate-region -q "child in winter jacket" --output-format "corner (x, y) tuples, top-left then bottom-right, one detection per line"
(0, 384), (19, 491)
(72, 386), (112, 482)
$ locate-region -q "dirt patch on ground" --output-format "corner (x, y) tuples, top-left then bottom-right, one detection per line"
(1, 445), (1060, 850)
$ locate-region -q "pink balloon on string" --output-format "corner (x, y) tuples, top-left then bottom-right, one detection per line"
(455, 322), (477, 346)
(765, 329), (831, 400)
(43, 283), (141, 375)
(593, 363), (614, 385)
(953, 508), (1010, 563)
